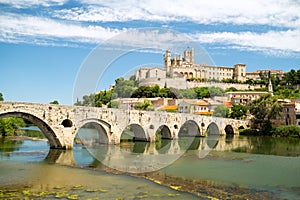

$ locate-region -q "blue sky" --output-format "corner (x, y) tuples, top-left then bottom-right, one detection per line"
(0, 0), (299, 105)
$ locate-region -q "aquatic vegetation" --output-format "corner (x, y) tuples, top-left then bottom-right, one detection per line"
(136, 195), (147, 199)
(167, 193), (180, 197)
(85, 189), (98, 192)
(54, 185), (66, 189)
(207, 196), (219, 200)
(72, 185), (84, 190)
(67, 194), (79, 199)
(22, 190), (31, 195)
(55, 191), (69, 198)
(170, 185), (181, 190)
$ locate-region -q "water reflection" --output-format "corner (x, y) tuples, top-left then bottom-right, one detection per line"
(0, 137), (23, 153)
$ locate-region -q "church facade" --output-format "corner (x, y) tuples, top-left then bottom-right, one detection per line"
(136, 49), (246, 83)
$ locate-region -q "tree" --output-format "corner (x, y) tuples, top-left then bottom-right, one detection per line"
(297, 69), (300, 84)
(225, 87), (238, 92)
(50, 100), (59, 104)
(0, 117), (26, 136)
(208, 86), (225, 97)
(248, 94), (282, 134)
(213, 105), (230, 118)
(0, 92), (3, 101)
(230, 104), (247, 119)
(194, 87), (209, 99)
(284, 69), (298, 86)
(134, 100), (154, 111)
(108, 100), (120, 108)
(113, 78), (136, 98)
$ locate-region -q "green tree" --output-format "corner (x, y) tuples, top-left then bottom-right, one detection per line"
(50, 100), (59, 104)
(248, 94), (282, 134)
(0, 92), (3, 101)
(213, 105), (230, 118)
(194, 87), (209, 99)
(134, 100), (154, 111)
(208, 86), (225, 97)
(108, 100), (120, 108)
(230, 104), (247, 119)
(0, 117), (26, 136)
(284, 69), (298, 85)
(113, 78), (136, 98)
(274, 88), (300, 99)
(297, 69), (300, 84)
(225, 87), (238, 92)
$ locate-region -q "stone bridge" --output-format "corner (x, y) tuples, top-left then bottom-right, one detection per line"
(0, 102), (249, 149)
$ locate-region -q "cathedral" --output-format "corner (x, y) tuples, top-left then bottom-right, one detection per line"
(136, 49), (247, 88)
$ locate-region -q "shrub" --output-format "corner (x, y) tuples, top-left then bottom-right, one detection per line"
(272, 125), (300, 137)
(239, 129), (260, 136)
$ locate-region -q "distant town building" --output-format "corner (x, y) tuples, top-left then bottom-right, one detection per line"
(178, 99), (211, 114)
(246, 69), (286, 81)
(295, 101), (300, 126)
(273, 99), (296, 126)
(114, 97), (177, 110)
(225, 91), (268, 105)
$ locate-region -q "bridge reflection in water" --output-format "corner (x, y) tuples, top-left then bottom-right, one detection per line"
(44, 123), (250, 173)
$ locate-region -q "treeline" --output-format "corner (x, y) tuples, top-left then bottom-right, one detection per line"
(75, 76), (226, 107)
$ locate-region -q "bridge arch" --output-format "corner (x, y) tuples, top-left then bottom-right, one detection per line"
(178, 120), (200, 137)
(155, 125), (172, 154)
(121, 123), (149, 142)
(76, 119), (110, 144)
(206, 122), (220, 135)
(0, 112), (62, 149)
(156, 125), (172, 139)
(224, 124), (234, 135)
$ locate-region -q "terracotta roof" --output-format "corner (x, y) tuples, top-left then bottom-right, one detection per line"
(224, 101), (233, 108)
(160, 105), (178, 110)
(181, 99), (209, 106)
(193, 111), (213, 115)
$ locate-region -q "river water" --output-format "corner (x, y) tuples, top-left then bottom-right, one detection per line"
(0, 128), (300, 199)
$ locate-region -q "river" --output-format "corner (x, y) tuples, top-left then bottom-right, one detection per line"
(0, 128), (299, 199)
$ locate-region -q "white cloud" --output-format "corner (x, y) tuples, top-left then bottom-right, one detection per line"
(193, 29), (300, 55)
(0, 13), (121, 45)
(0, 0), (67, 8)
(54, 0), (300, 28)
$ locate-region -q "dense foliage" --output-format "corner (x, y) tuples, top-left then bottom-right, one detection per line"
(0, 92), (3, 101)
(248, 94), (282, 134)
(134, 100), (154, 111)
(0, 117), (26, 136)
(272, 125), (300, 137)
(230, 104), (247, 119)
(50, 100), (59, 104)
(75, 75), (226, 107)
(274, 88), (300, 99)
(213, 105), (230, 118)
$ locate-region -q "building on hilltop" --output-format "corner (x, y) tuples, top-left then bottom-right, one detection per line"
(136, 49), (247, 88)
(246, 69), (286, 81)
(164, 48), (246, 82)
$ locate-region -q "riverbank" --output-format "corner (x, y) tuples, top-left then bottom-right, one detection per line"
(5, 135), (47, 141)
(104, 165), (276, 200)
